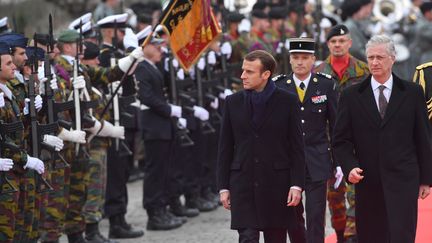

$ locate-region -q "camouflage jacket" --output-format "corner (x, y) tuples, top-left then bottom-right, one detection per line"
(314, 55), (370, 93)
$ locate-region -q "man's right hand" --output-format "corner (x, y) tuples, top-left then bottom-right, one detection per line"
(220, 191), (231, 210)
(348, 167), (364, 184)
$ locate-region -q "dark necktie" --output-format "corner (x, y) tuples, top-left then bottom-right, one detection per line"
(378, 85), (387, 118)
(299, 82), (306, 90)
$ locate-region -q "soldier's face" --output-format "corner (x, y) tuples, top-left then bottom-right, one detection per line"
(241, 59), (271, 91)
(0, 55), (16, 82)
(366, 43), (395, 82)
(143, 43), (162, 63)
(327, 35), (352, 57)
(12, 47), (27, 69)
(290, 53), (315, 79)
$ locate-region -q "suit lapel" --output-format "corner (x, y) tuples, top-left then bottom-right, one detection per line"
(357, 77), (382, 126)
(381, 75), (407, 127)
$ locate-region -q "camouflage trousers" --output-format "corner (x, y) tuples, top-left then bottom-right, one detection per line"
(39, 154), (71, 242)
(64, 151), (89, 235)
(327, 177), (356, 238)
(14, 170), (37, 242)
(83, 146), (107, 224)
(0, 171), (20, 243)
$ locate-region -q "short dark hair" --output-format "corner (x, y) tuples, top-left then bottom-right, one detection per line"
(244, 50), (277, 75)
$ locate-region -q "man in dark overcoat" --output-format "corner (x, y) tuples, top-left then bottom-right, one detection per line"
(217, 50), (305, 243)
(332, 34), (432, 243)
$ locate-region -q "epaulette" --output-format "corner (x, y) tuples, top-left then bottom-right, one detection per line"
(416, 62), (432, 70)
(100, 48), (111, 54)
(272, 74), (287, 82)
(316, 72), (332, 80)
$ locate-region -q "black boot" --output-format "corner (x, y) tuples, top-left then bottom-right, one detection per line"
(169, 198), (200, 218)
(186, 196), (217, 212)
(85, 223), (118, 243)
(109, 214), (144, 239)
(336, 230), (345, 243)
(146, 208), (183, 230)
(67, 232), (88, 243)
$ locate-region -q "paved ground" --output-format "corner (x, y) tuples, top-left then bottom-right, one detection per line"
(60, 180), (334, 243)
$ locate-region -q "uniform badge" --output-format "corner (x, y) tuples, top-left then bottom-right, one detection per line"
(316, 90), (321, 95)
(287, 79), (292, 84)
(313, 77), (318, 83)
(311, 95), (327, 104)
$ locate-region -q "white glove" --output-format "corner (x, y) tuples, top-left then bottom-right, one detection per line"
(207, 51), (217, 65)
(0, 158), (13, 171)
(285, 39), (290, 50)
(58, 128), (87, 144)
(25, 156), (45, 174)
(98, 120), (125, 139)
(172, 59), (179, 68)
(170, 104), (182, 118)
(39, 77), (59, 94)
(197, 57), (205, 71)
(210, 97), (219, 110)
(123, 28), (139, 49)
(238, 19), (251, 33)
(178, 117), (187, 129)
(118, 47), (143, 72)
(219, 89), (233, 100)
(23, 95), (43, 115)
(220, 42), (232, 58)
(193, 105), (209, 121)
(84, 118), (102, 135)
(43, 134), (64, 151)
(71, 75), (86, 90)
(276, 42), (283, 54)
(0, 92), (4, 108)
(111, 81), (123, 95)
(334, 166), (344, 189)
(177, 69), (185, 80)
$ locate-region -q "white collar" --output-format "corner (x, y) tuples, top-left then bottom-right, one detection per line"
(0, 82), (13, 100)
(14, 70), (24, 84)
(293, 73), (312, 89)
(61, 54), (75, 65)
(371, 75), (393, 91)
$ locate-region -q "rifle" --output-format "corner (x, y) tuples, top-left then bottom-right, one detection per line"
(168, 52), (194, 147)
(0, 124), (20, 194)
(29, 34), (53, 193)
(194, 64), (215, 135)
(44, 14), (69, 169)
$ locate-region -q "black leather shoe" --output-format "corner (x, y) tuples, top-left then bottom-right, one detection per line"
(169, 199), (200, 217)
(186, 197), (217, 212)
(166, 211), (188, 224)
(86, 223), (119, 243)
(146, 209), (183, 230)
(67, 232), (88, 243)
(109, 215), (144, 239)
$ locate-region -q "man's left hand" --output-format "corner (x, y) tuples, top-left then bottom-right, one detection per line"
(419, 185), (430, 199)
(287, 189), (301, 207)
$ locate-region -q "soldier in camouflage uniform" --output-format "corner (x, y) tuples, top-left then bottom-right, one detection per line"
(55, 28), (141, 243)
(314, 25), (370, 243)
(0, 33), (42, 243)
(248, 10), (274, 54)
(0, 41), (46, 243)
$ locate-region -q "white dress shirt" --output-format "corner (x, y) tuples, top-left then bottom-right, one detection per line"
(293, 73), (312, 90)
(371, 75), (393, 111)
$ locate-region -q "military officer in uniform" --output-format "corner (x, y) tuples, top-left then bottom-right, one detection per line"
(413, 61), (432, 120)
(275, 37), (337, 243)
(314, 24), (369, 243)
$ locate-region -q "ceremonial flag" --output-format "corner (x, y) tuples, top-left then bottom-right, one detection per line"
(159, 0), (222, 70)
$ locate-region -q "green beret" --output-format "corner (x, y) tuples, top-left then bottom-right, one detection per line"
(58, 29), (79, 43)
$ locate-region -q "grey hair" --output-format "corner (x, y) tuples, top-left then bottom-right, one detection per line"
(365, 35), (396, 57)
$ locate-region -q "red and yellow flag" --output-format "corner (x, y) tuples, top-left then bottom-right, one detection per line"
(159, 0), (222, 70)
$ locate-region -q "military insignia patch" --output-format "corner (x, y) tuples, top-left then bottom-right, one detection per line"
(311, 95), (327, 104)
(272, 74), (287, 82)
(316, 72), (332, 80)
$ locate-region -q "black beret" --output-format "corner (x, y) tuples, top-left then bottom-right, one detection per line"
(251, 9), (268, 19)
(227, 12), (244, 23)
(137, 13), (152, 24)
(340, 0), (363, 20)
(268, 7), (286, 19)
(326, 24), (350, 41)
(289, 37), (315, 54)
(252, 2), (267, 11)
(420, 2), (432, 14)
(83, 41), (100, 60)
